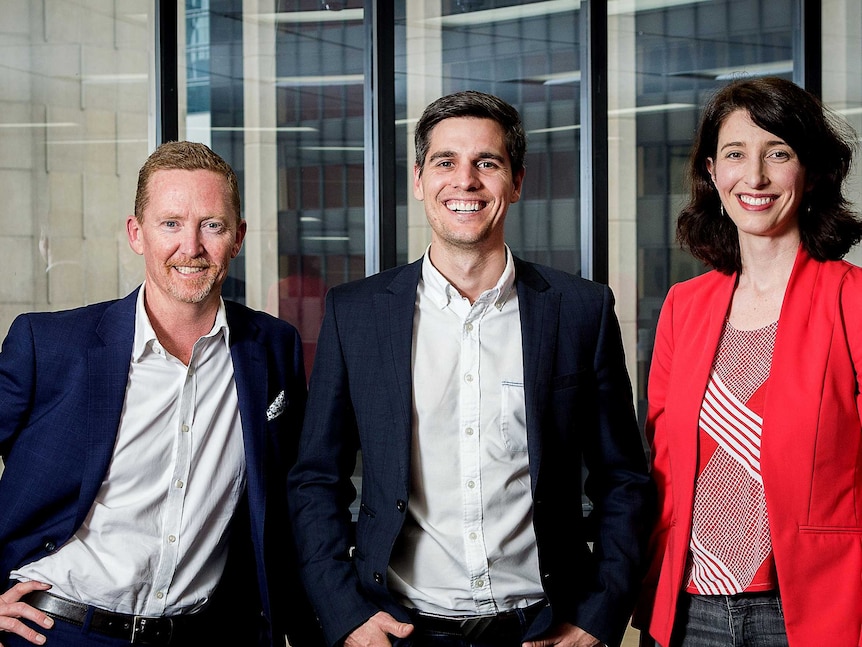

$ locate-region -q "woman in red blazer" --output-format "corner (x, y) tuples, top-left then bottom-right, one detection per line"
(634, 77), (862, 646)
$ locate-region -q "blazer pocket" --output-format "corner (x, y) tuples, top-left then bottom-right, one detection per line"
(799, 524), (862, 535)
(266, 390), (286, 421)
(550, 370), (586, 391)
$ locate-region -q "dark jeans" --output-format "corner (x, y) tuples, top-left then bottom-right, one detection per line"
(671, 592), (789, 647)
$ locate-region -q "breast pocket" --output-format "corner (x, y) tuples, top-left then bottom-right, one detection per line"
(500, 380), (528, 452)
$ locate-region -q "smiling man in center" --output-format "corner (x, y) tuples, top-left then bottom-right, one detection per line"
(288, 90), (654, 647)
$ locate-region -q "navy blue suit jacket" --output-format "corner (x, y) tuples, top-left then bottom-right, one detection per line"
(0, 288), (321, 647)
(288, 257), (654, 647)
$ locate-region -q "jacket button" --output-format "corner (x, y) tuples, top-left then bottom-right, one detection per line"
(374, 572), (383, 585)
(44, 541), (56, 552)
(396, 500), (406, 512)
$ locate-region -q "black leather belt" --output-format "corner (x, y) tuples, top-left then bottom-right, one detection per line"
(22, 591), (178, 645)
(411, 601), (547, 642)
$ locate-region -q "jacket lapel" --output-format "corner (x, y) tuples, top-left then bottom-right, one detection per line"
(513, 259), (557, 494)
(225, 308), (268, 524)
(759, 249), (826, 512)
(667, 271), (736, 525)
(81, 290), (138, 527)
(373, 260), (423, 487)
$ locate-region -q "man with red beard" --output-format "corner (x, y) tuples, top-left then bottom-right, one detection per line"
(0, 142), (321, 647)
(289, 92), (654, 647)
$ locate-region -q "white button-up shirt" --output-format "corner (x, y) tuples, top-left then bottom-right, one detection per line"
(388, 248), (544, 616)
(14, 284), (246, 616)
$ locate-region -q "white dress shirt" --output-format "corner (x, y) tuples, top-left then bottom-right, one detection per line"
(388, 248), (544, 616)
(14, 283), (246, 616)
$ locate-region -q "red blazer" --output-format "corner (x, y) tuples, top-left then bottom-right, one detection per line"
(635, 247), (862, 647)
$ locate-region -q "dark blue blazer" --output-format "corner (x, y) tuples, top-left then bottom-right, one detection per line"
(0, 288), (321, 647)
(288, 257), (654, 647)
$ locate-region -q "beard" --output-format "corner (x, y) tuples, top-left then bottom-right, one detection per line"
(163, 261), (223, 304)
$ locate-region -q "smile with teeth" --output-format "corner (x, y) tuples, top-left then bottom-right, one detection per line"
(173, 265), (209, 274)
(738, 194), (776, 207)
(446, 200), (485, 213)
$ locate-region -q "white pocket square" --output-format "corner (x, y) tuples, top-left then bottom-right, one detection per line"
(266, 390), (286, 421)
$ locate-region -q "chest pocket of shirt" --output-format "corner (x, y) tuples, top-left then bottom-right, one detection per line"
(500, 380), (528, 452)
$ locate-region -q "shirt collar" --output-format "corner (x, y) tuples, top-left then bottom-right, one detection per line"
(131, 282), (231, 362)
(420, 245), (516, 311)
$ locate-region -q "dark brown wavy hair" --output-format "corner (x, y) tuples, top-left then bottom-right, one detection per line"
(677, 76), (862, 274)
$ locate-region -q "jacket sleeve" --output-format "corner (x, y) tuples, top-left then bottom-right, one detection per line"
(631, 284), (677, 629)
(287, 289), (381, 647)
(0, 315), (37, 453)
(275, 324), (328, 647)
(566, 284), (656, 646)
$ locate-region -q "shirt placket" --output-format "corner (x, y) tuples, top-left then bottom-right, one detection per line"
(146, 347), (197, 615)
(459, 300), (496, 613)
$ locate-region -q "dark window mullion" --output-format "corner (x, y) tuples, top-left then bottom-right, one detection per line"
(364, 0), (397, 274)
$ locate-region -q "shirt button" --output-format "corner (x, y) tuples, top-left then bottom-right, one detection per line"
(181, 424), (189, 433)
(475, 579), (485, 588)
(465, 374), (473, 383)
(156, 592), (164, 599)
(175, 480), (184, 488)
(465, 322), (474, 332)
(465, 427), (474, 436)
(467, 480), (475, 489)
(168, 535), (176, 543)
(469, 532), (477, 541)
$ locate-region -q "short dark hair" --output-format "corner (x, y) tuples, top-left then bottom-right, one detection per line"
(677, 76), (862, 273)
(134, 141), (241, 224)
(414, 90), (527, 176)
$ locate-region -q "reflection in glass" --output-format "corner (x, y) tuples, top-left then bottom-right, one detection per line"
(0, 2), (150, 336)
(395, 0), (582, 274)
(274, 3), (366, 375)
(608, 0), (796, 419)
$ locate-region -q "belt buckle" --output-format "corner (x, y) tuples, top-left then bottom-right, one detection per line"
(130, 615), (172, 645)
(459, 616), (494, 639)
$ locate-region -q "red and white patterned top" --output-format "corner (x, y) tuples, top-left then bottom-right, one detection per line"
(685, 319), (779, 595)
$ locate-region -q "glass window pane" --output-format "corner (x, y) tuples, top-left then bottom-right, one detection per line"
(395, 0), (582, 274)
(182, 0), (365, 375)
(608, 0), (796, 419)
(823, 0), (862, 267)
(0, 2), (150, 334)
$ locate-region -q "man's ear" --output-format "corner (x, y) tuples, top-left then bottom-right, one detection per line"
(412, 164), (425, 201)
(126, 216), (144, 255)
(511, 167), (526, 203)
(232, 219), (247, 259)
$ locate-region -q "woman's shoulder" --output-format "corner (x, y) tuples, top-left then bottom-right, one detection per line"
(814, 256), (862, 288)
(666, 268), (733, 301)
